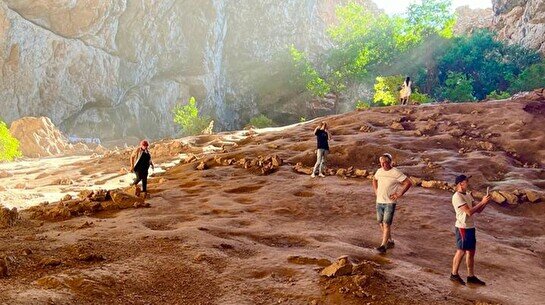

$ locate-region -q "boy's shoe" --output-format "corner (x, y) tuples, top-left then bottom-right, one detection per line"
(386, 240), (395, 249)
(376, 245), (387, 253)
(318, 173), (326, 178)
(311, 173), (316, 178)
(450, 274), (466, 285)
(467, 276), (486, 286)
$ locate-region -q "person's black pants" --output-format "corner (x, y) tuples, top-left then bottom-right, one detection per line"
(132, 170), (148, 192)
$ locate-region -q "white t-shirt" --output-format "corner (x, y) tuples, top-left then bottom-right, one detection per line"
(452, 192), (475, 228)
(374, 167), (408, 204)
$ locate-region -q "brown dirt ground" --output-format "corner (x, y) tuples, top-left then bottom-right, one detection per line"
(1, 93), (544, 305)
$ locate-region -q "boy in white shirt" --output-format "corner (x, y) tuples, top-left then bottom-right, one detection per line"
(450, 174), (491, 286)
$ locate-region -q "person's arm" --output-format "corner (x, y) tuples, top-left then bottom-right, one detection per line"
(459, 195), (491, 216)
(314, 126), (320, 135)
(390, 178), (412, 201)
(326, 130), (332, 141)
(129, 149), (137, 171)
(372, 178), (378, 196)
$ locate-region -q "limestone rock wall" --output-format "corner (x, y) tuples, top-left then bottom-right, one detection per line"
(0, 0), (374, 141)
(492, 0), (545, 54)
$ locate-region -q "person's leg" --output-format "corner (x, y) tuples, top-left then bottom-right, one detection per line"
(132, 171), (142, 187)
(383, 204), (396, 245)
(311, 149), (323, 176)
(319, 150), (328, 176)
(452, 249), (465, 275)
(466, 250), (475, 277)
(381, 224), (391, 246)
(141, 171), (148, 193)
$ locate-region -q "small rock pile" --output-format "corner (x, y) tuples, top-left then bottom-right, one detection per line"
(320, 256), (380, 300)
(189, 153), (284, 175)
(27, 189), (149, 221)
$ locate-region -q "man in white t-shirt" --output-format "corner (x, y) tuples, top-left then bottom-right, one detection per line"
(372, 153), (412, 253)
(450, 174), (491, 286)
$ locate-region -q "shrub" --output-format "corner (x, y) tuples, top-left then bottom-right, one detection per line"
(0, 120), (22, 162)
(439, 72), (475, 102)
(486, 90), (510, 100)
(248, 114), (275, 128)
(410, 90), (433, 104)
(355, 100), (370, 110)
(172, 97), (212, 136)
(373, 75), (405, 106)
(508, 62), (545, 94)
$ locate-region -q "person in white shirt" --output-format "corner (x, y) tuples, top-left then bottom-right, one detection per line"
(450, 174), (491, 286)
(372, 153), (412, 253)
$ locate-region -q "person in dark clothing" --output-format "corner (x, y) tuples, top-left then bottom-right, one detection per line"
(130, 140), (154, 196)
(311, 122), (331, 178)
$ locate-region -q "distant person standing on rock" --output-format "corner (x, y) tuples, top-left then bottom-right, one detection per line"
(311, 122), (331, 178)
(130, 140), (154, 197)
(372, 153), (412, 253)
(399, 76), (412, 106)
(450, 174), (491, 286)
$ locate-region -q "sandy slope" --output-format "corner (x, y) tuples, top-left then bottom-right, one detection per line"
(1, 93), (544, 305)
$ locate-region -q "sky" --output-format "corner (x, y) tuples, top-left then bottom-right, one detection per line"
(375, 0), (492, 15)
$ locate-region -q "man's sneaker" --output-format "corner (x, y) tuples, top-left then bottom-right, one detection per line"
(318, 173), (326, 178)
(376, 245), (387, 253)
(467, 276), (486, 286)
(450, 274), (466, 285)
(386, 240), (395, 249)
(311, 173), (316, 178)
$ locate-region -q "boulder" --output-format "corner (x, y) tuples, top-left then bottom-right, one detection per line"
(293, 163), (313, 175)
(0, 171), (13, 178)
(390, 122), (405, 131)
(321, 256), (353, 277)
(106, 191), (145, 210)
(499, 191), (519, 205)
(490, 191), (507, 204)
(0, 206), (18, 228)
(354, 169), (368, 177)
(525, 190), (542, 203)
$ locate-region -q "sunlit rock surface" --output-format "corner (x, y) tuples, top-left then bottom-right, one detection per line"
(0, 0), (375, 141)
(493, 0), (545, 54)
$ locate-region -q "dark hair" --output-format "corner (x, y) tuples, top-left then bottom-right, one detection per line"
(405, 77), (410, 84)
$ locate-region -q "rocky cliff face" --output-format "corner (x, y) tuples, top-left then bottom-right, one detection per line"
(492, 0), (545, 54)
(0, 0), (374, 141)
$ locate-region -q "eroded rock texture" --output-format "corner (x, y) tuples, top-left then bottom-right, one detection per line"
(0, 0), (375, 141)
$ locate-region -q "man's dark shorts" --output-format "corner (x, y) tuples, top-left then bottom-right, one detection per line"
(376, 203), (396, 225)
(455, 227), (476, 250)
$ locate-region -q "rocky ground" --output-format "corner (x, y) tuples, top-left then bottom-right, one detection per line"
(1, 90), (544, 305)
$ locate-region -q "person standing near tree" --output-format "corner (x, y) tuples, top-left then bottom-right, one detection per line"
(311, 122), (331, 178)
(130, 140), (154, 197)
(399, 76), (412, 106)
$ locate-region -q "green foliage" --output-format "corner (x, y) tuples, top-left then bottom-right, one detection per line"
(373, 75), (405, 106)
(486, 90), (510, 100)
(406, 0), (455, 40)
(437, 30), (541, 99)
(355, 100), (370, 110)
(411, 90), (433, 104)
(289, 45), (330, 97)
(248, 114), (275, 128)
(299, 117), (307, 123)
(0, 120), (22, 162)
(508, 62), (545, 93)
(439, 72), (475, 102)
(172, 97), (212, 136)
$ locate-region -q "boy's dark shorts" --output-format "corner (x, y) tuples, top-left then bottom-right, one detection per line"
(455, 227), (476, 250)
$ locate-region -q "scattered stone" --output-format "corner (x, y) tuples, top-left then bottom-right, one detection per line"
(40, 258), (62, 267)
(525, 190), (542, 203)
(0, 206), (18, 228)
(490, 191), (507, 204)
(409, 176), (423, 186)
(353, 275), (370, 288)
(14, 183), (27, 189)
(320, 256), (353, 277)
(359, 124), (375, 133)
(499, 191), (519, 205)
(0, 171), (13, 178)
(62, 194), (72, 201)
(293, 163), (313, 175)
(421, 180), (448, 190)
(196, 161), (208, 170)
(354, 169), (368, 177)
(107, 191), (145, 210)
(23, 249), (33, 256)
(77, 253), (106, 262)
(390, 122), (405, 131)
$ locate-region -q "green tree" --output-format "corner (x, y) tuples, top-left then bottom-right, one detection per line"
(0, 120), (22, 162)
(508, 62), (545, 94)
(439, 72), (475, 102)
(172, 97), (212, 136)
(486, 90), (510, 100)
(248, 114), (275, 128)
(373, 75), (405, 106)
(437, 30), (541, 99)
(289, 45), (330, 97)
